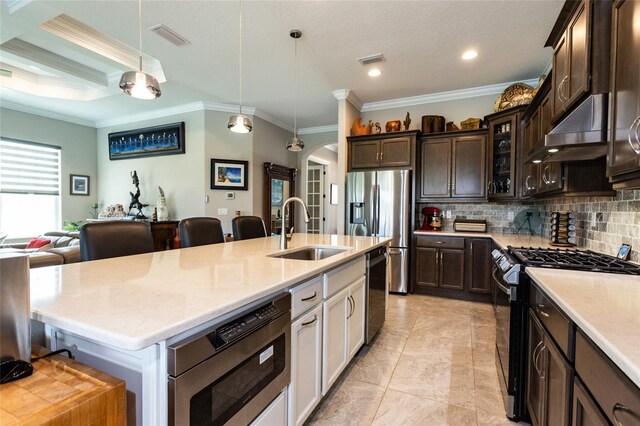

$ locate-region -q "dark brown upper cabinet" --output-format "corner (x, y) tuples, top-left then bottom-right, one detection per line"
(607, 0), (640, 189)
(546, 0), (612, 124)
(485, 106), (527, 199)
(418, 129), (487, 201)
(347, 130), (419, 171)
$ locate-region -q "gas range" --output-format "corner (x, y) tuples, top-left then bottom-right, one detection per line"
(491, 246), (640, 286)
(508, 246), (640, 275)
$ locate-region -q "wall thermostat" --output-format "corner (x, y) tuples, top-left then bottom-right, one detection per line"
(226, 192), (235, 200)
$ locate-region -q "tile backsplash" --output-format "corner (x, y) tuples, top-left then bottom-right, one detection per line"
(416, 189), (640, 262)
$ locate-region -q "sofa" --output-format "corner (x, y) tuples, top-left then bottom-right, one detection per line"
(0, 231), (81, 268)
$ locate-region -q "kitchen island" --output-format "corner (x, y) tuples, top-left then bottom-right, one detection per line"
(29, 234), (390, 425)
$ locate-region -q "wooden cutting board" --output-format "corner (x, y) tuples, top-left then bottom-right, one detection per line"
(0, 350), (126, 425)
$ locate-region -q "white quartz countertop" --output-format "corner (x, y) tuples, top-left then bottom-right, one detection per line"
(413, 230), (555, 250)
(527, 267), (640, 388)
(29, 234), (390, 351)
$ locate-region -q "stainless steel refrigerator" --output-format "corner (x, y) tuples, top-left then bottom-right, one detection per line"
(347, 170), (410, 294)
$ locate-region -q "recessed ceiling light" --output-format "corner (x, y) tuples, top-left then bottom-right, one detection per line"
(368, 68), (382, 77)
(462, 50), (478, 60)
(548, 148), (559, 153)
(533, 160), (542, 164)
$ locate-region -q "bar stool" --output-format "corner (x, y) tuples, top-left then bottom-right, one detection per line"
(80, 221), (154, 261)
(231, 216), (266, 241)
(179, 217), (225, 247)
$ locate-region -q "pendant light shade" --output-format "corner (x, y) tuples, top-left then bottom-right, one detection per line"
(119, 70), (161, 100)
(120, 0), (161, 100)
(228, 0), (252, 133)
(287, 29), (303, 151)
(286, 136), (304, 152)
(227, 114), (253, 133)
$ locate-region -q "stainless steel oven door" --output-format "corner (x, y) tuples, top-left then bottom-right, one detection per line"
(493, 265), (513, 408)
(168, 313), (290, 426)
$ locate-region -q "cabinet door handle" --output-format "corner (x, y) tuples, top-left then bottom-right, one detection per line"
(535, 344), (547, 379)
(301, 315), (317, 327)
(347, 295), (354, 319)
(525, 175), (533, 191)
(380, 151), (383, 162)
(536, 304), (550, 318)
(301, 291), (317, 302)
(487, 180), (492, 194)
(628, 117), (640, 155)
(435, 241), (446, 244)
(612, 403), (634, 426)
(470, 242), (473, 251)
(541, 165), (550, 185)
(532, 340), (544, 375)
(557, 76), (567, 102)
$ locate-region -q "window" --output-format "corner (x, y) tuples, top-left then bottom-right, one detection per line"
(0, 137), (61, 239)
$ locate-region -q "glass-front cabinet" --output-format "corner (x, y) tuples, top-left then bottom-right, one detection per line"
(484, 106), (527, 200)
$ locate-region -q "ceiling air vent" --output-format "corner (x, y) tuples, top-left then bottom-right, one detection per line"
(357, 53), (384, 65)
(149, 24), (190, 47)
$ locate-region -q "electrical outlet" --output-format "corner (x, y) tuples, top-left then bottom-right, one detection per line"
(218, 208), (228, 216)
(446, 210), (452, 219)
(508, 211), (515, 220)
(590, 212), (596, 228)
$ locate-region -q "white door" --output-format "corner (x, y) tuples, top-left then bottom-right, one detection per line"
(288, 305), (323, 426)
(307, 165), (324, 234)
(347, 277), (366, 359)
(322, 286), (349, 395)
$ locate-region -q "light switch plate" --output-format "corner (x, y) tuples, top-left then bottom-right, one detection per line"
(218, 208), (229, 216)
(446, 210), (452, 219)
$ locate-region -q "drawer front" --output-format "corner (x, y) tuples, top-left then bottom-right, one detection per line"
(575, 330), (640, 426)
(416, 236), (465, 249)
(529, 283), (571, 357)
(323, 257), (365, 299)
(290, 276), (323, 319)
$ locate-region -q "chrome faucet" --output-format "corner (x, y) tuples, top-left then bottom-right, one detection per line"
(280, 197), (310, 250)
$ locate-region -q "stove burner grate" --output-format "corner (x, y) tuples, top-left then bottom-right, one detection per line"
(508, 247), (640, 275)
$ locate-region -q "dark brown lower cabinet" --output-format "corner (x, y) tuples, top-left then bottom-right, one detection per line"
(467, 238), (491, 294)
(527, 311), (572, 426)
(572, 377), (608, 426)
(413, 235), (491, 301)
(415, 246), (464, 290)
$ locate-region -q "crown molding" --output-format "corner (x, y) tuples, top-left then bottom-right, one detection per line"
(0, 99), (95, 127)
(1, 0), (31, 14)
(360, 78), (540, 112)
(253, 109), (292, 132)
(298, 124), (338, 135)
(202, 101), (256, 115)
(333, 89), (362, 111)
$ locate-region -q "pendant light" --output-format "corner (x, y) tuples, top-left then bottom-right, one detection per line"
(286, 29), (304, 151)
(119, 0), (161, 100)
(228, 0), (252, 133)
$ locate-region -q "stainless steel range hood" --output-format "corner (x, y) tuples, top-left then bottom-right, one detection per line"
(543, 94), (608, 162)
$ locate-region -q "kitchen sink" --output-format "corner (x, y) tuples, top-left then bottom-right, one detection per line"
(268, 246), (349, 261)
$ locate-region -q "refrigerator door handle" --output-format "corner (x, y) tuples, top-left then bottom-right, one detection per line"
(375, 184), (381, 235)
(371, 184), (378, 236)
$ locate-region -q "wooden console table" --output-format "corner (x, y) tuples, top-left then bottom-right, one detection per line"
(0, 351), (126, 425)
(149, 220), (179, 251)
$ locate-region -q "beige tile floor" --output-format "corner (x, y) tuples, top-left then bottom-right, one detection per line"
(307, 293), (525, 426)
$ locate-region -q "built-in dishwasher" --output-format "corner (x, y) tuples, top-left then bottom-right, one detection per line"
(365, 245), (387, 345)
(167, 293), (291, 426)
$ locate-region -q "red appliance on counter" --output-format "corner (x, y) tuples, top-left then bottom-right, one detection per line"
(421, 207), (442, 231)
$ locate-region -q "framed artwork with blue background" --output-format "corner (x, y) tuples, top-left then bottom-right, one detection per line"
(211, 159), (248, 190)
(108, 122), (185, 160)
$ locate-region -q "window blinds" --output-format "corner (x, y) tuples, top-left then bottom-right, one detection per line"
(0, 138), (61, 196)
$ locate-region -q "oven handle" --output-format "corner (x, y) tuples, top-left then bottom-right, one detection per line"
(492, 268), (511, 297)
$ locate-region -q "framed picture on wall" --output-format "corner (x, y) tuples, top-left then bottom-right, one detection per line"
(211, 159), (249, 190)
(108, 122), (185, 160)
(70, 174), (90, 196)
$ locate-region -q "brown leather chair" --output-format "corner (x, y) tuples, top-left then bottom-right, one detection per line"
(179, 217), (225, 247)
(80, 221), (154, 261)
(231, 216), (266, 241)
